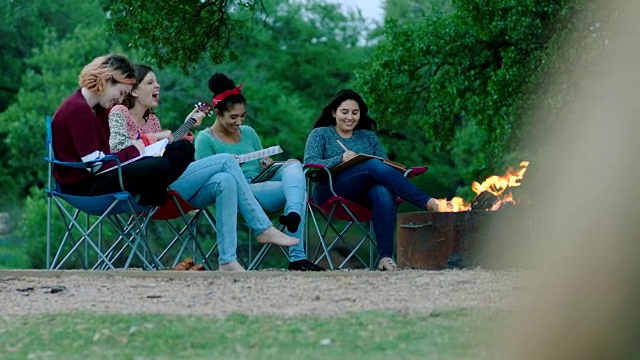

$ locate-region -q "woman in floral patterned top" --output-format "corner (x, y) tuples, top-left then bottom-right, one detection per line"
(108, 104), (165, 152)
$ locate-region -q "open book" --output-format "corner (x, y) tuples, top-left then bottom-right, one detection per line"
(237, 145), (283, 164)
(97, 138), (169, 174)
(330, 154), (406, 173)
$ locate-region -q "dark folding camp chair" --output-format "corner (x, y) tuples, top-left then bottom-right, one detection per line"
(304, 163), (427, 270)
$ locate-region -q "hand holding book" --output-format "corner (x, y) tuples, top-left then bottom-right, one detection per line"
(332, 139), (405, 173)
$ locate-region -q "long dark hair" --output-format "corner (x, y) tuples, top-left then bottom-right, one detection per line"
(121, 64), (155, 121)
(208, 72), (246, 114)
(312, 89), (377, 131)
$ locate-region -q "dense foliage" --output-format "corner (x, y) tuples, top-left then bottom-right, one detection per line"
(0, 0), (609, 268)
(359, 0), (581, 186)
(105, 0), (266, 69)
(0, 0), (104, 111)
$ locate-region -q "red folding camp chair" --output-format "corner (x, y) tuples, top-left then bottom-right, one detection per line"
(304, 163), (428, 270)
(146, 190), (217, 269)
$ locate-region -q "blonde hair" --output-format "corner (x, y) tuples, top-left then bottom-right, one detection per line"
(78, 54), (136, 95)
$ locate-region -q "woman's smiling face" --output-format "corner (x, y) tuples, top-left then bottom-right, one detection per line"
(99, 82), (132, 109)
(216, 102), (246, 132)
(332, 99), (360, 136)
(133, 71), (160, 109)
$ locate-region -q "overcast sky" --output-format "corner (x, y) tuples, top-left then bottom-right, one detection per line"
(328, 0), (384, 21)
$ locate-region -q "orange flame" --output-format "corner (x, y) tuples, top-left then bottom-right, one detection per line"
(436, 161), (529, 212)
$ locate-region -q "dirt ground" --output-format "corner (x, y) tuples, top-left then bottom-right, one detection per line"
(0, 269), (525, 317)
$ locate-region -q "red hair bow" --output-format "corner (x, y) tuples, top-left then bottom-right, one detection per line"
(212, 84), (243, 107)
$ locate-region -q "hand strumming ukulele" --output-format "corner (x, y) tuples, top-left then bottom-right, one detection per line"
(172, 101), (212, 141)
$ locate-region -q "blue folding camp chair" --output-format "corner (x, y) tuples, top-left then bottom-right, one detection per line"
(44, 116), (160, 270)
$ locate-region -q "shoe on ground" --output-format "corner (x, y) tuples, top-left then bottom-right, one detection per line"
(173, 257), (195, 270)
(288, 259), (325, 271)
(218, 261), (246, 272)
(190, 264), (206, 271)
(378, 257), (399, 271)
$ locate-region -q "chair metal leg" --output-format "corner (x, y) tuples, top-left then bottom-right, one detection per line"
(307, 202), (377, 270)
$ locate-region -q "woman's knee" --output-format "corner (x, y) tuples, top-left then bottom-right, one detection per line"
(216, 153), (237, 164)
(171, 139), (195, 156)
(282, 159), (304, 177)
(283, 159), (302, 168)
(364, 158), (392, 173)
(213, 172), (236, 188)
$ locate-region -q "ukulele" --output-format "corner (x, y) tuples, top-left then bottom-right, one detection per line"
(173, 101), (212, 140)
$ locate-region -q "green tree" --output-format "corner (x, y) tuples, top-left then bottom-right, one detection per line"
(105, 0), (266, 69)
(0, 0), (105, 111)
(0, 23), (131, 207)
(383, 0), (454, 23)
(104, 0), (373, 159)
(356, 0), (580, 188)
(188, 0), (374, 158)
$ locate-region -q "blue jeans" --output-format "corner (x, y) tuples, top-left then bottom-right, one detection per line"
(250, 161), (306, 261)
(312, 159), (432, 259)
(169, 153), (273, 265)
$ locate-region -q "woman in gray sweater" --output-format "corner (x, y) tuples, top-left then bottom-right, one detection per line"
(304, 89), (443, 271)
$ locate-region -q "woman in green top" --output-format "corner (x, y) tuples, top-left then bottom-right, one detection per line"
(195, 73), (323, 271)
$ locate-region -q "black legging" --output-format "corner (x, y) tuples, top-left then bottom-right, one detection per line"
(161, 139), (195, 184)
(60, 140), (195, 206)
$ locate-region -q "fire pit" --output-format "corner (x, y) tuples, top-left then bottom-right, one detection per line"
(396, 161), (533, 270)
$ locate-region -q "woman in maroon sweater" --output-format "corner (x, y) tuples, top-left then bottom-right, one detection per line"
(52, 54), (191, 206)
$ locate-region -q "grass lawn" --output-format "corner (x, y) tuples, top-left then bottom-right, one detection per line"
(0, 309), (506, 359)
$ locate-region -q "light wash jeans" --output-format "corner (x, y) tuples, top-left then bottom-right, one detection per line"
(169, 153), (273, 265)
(250, 161), (307, 261)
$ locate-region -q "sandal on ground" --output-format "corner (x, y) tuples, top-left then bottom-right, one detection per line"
(173, 257), (195, 271)
(378, 257), (399, 272)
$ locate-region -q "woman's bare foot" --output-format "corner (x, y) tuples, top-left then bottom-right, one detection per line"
(426, 198), (439, 211)
(218, 261), (246, 272)
(426, 198), (453, 212)
(256, 226), (300, 246)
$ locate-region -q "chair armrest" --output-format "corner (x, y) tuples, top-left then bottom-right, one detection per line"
(303, 163), (326, 170)
(45, 155), (127, 192)
(303, 163), (328, 178)
(303, 163), (339, 196)
(46, 154), (119, 169)
(404, 166), (428, 179)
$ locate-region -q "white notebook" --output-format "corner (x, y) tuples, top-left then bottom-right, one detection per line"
(236, 145), (283, 164)
(97, 138), (169, 174)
